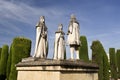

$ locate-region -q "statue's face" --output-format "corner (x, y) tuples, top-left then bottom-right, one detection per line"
(40, 16), (45, 23)
(58, 24), (63, 31)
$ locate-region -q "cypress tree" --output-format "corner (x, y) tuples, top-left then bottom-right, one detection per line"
(0, 48), (2, 60)
(79, 36), (89, 61)
(6, 44), (13, 80)
(109, 48), (117, 80)
(116, 49), (120, 78)
(91, 40), (109, 80)
(0, 45), (9, 80)
(9, 37), (31, 80)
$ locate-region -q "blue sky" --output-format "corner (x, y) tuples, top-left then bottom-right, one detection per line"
(0, 0), (120, 59)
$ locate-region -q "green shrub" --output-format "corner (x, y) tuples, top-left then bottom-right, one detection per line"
(0, 45), (9, 80)
(91, 40), (109, 80)
(116, 49), (120, 78)
(79, 36), (89, 61)
(109, 48), (117, 80)
(9, 37), (31, 80)
(0, 48), (2, 60)
(6, 44), (13, 80)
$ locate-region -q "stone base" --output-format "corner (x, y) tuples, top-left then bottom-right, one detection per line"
(16, 59), (99, 80)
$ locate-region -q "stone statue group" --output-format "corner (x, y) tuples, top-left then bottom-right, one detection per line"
(33, 14), (81, 60)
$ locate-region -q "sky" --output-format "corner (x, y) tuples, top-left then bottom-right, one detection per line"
(0, 0), (120, 59)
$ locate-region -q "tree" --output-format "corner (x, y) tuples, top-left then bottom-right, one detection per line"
(109, 48), (117, 80)
(91, 40), (109, 80)
(79, 36), (89, 61)
(9, 37), (31, 80)
(0, 48), (2, 60)
(0, 45), (9, 80)
(6, 44), (13, 80)
(116, 49), (120, 78)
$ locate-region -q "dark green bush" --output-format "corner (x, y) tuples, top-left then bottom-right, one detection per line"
(9, 37), (31, 80)
(116, 49), (120, 78)
(0, 45), (9, 80)
(0, 48), (2, 60)
(6, 44), (13, 80)
(109, 48), (117, 80)
(91, 40), (109, 80)
(79, 36), (89, 61)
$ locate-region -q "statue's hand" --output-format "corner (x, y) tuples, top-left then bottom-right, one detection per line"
(41, 34), (46, 38)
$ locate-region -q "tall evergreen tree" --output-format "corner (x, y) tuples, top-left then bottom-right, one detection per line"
(0, 45), (9, 80)
(91, 40), (109, 80)
(6, 44), (13, 80)
(0, 48), (2, 60)
(116, 49), (120, 78)
(109, 48), (117, 80)
(9, 37), (31, 80)
(79, 36), (89, 61)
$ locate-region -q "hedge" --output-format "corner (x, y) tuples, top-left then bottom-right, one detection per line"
(0, 45), (9, 80)
(109, 48), (117, 80)
(116, 49), (120, 78)
(0, 48), (2, 60)
(91, 40), (109, 80)
(6, 44), (13, 80)
(79, 36), (89, 61)
(9, 37), (31, 80)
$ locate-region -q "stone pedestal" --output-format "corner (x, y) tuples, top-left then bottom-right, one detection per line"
(16, 58), (99, 80)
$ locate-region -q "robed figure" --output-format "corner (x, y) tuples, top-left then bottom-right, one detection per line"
(67, 14), (80, 60)
(53, 24), (65, 60)
(33, 16), (48, 58)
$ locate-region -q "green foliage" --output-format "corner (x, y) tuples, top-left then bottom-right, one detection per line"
(79, 36), (89, 61)
(0, 48), (2, 60)
(109, 48), (117, 80)
(91, 40), (109, 80)
(116, 49), (120, 78)
(103, 53), (109, 80)
(0, 45), (9, 80)
(9, 37), (31, 80)
(6, 44), (13, 80)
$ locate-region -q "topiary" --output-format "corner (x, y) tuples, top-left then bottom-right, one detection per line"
(0, 47), (2, 60)
(79, 36), (89, 62)
(9, 37), (31, 80)
(109, 48), (117, 80)
(91, 40), (109, 80)
(116, 49), (120, 78)
(6, 44), (13, 80)
(0, 45), (9, 80)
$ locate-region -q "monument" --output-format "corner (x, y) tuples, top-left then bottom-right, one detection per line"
(16, 15), (99, 80)
(67, 14), (80, 60)
(33, 16), (48, 58)
(53, 24), (65, 60)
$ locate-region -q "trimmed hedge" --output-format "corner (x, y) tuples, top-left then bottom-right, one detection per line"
(0, 48), (2, 60)
(6, 44), (13, 80)
(0, 45), (9, 80)
(91, 40), (109, 80)
(109, 48), (117, 80)
(9, 37), (31, 80)
(79, 36), (89, 61)
(116, 49), (120, 78)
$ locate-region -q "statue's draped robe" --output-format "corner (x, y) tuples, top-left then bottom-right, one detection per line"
(34, 22), (48, 58)
(54, 31), (65, 59)
(67, 22), (80, 46)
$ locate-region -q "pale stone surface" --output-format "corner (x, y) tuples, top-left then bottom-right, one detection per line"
(17, 59), (98, 80)
(33, 16), (48, 58)
(67, 14), (80, 60)
(53, 24), (65, 60)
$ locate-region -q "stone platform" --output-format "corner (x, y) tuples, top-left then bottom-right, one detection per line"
(16, 58), (99, 80)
